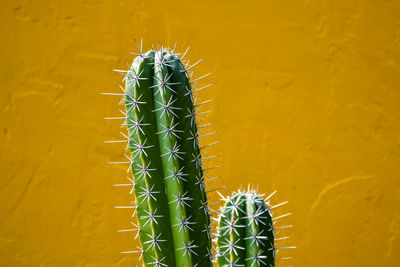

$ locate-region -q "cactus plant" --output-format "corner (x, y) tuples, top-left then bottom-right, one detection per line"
(217, 190), (293, 267)
(109, 46), (213, 266)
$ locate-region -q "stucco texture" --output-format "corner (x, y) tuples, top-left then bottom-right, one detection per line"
(1, 0), (400, 266)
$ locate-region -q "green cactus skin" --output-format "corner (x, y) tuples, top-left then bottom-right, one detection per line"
(120, 48), (212, 267)
(217, 191), (277, 267)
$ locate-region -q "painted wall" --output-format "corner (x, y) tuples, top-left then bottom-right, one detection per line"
(1, 0), (399, 266)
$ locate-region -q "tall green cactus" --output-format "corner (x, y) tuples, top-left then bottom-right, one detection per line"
(217, 190), (292, 267)
(111, 47), (213, 266)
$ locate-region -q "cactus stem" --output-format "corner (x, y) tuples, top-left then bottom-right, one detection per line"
(216, 190), (294, 266)
(110, 46), (214, 266)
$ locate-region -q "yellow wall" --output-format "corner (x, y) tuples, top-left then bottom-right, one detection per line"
(1, 0), (399, 266)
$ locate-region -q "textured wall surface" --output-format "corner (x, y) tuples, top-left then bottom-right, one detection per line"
(1, 0), (400, 266)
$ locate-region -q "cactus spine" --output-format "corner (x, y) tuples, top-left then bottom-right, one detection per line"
(121, 48), (211, 266)
(217, 191), (277, 267)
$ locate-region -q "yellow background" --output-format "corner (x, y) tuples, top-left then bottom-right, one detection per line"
(1, 0), (400, 266)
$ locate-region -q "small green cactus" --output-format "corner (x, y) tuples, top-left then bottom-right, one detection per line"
(216, 190), (293, 267)
(107, 44), (213, 266)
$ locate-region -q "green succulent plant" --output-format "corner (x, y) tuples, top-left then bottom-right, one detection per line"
(216, 190), (294, 267)
(107, 44), (214, 267)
